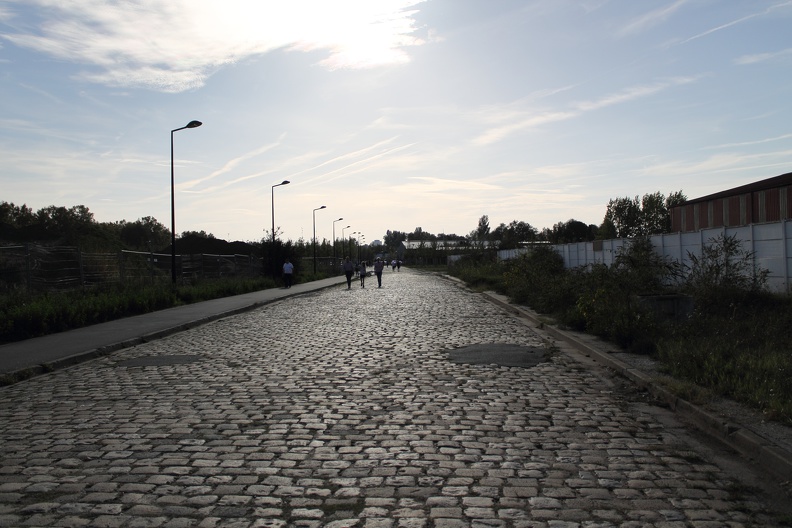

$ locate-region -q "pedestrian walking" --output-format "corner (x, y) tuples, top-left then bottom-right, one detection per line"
(342, 257), (355, 290)
(396, 260), (401, 272)
(391, 259), (397, 271)
(359, 260), (367, 288)
(282, 259), (294, 288)
(374, 257), (384, 288)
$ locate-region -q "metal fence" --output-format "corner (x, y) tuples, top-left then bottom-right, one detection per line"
(543, 219), (792, 293)
(0, 245), (262, 293)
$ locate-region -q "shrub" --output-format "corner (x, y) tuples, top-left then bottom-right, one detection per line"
(683, 234), (768, 304)
(449, 238), (792, 422)
(449, 256), (505, 291)
(503, 245), (567, 310)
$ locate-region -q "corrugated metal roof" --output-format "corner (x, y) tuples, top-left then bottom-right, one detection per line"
(682, 171), (792, 205)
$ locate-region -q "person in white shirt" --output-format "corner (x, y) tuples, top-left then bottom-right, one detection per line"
(282, 259), (294, 288)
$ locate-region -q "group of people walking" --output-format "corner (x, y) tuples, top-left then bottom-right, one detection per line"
(283, 256), (401, 290)
(342, 256), (397, 289)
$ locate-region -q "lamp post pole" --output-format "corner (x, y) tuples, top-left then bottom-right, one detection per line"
(271, 180), (290, 245)
(313, 205), (326, 274)
(170, 120), (202, 285)
(332, 217), (343, 265)
(350, 232), (358, 261)
(341, 225), (350, 259)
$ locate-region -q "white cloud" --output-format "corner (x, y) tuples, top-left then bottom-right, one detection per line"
(573, 76), (700, 111)
(735, 47), (792, 65)
(472, 76), (702, 146)
(0, 0), (427, 92)
(617, 0), (688, 37)
(681, 1), (792, 45)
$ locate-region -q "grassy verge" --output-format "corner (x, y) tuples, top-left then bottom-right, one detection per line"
(447, 242), (792, 425)
(0, 275), (289, 344)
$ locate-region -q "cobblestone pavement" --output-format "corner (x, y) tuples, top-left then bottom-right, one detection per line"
(0, 270), (787, 527)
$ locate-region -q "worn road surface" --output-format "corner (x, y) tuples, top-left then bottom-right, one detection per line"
(0, 269), (788, 527)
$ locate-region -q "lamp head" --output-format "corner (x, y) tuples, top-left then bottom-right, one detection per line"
(186, 120), (202, 128)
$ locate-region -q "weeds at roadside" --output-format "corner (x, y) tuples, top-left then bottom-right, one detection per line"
(447, 235), (792, 424)
(0, 275), (283, 345)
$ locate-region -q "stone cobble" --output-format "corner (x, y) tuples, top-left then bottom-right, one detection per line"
(0, 270), (785, 526)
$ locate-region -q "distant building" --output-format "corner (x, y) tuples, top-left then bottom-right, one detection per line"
(398, 240), (459, 261)
(670, 171), (792, 233)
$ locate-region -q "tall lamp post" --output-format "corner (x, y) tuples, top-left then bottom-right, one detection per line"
(350, 232), (358, 261)
(313, 205), (326, 274)
(271, 180), (290, 244)
(171, 120), (202, 285)
(341, 225), (350, 258)
(332, 217), (343, 265)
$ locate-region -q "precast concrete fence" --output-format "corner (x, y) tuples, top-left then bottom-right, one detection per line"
(510, 219), (792, 294)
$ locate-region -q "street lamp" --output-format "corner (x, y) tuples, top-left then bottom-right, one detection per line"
(359, 235), (365, 262)
(341, 225), (350, 258)
(171, 119), (202, 285)
(332, 217), (343, 265)
(313, 205), (326, 274)
(350, 231), (358, 260)
(271, 180), (290, 244)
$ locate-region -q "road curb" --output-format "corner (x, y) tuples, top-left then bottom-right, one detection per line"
(0, 281), (345, 387)
(478, 289), (792, 483)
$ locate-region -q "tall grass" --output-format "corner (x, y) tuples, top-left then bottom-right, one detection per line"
(0, 276), (282, 344)
(448, 236), (792, 424)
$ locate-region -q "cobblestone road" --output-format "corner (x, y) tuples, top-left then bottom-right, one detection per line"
(0, 270), (785, 527)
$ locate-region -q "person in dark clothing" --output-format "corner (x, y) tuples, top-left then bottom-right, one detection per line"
(342, 256), (355, 290)
(373, 257), (385, 288)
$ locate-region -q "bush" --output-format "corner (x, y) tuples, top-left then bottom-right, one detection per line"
(503, 245), (568, 310)
(449, 255), (505, 291)
(449, 238), (791, 423)
(684, 234), (768, 304)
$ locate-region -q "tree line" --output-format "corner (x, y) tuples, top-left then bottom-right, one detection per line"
(384, 190), (687, 250)
(1, 189), (686, 254)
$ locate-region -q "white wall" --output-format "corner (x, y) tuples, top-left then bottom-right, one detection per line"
(498, 219), (792, 293)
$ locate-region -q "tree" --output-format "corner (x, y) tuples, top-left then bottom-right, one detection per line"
(120, 216), (170, 251)
(0, 202), (35, 227)
(475, 215), (490, 241)
(181, 230), (215, 239)
(384, 230), (407, 247)
(492, 220), (537, 249)
(407, 227), (434, 241)
(544, 219), (597, 244)
(602, 191), (686, 238)
(603, 196), (642, 238)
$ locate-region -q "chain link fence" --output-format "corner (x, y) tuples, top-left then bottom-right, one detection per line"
(0, 244), (262, 293)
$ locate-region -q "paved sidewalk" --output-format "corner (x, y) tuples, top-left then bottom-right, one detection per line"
(0, 275), (347, 380)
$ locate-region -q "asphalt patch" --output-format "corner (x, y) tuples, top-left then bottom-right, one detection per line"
(117, 354), (202, 367)
(449, 344), (547, 368)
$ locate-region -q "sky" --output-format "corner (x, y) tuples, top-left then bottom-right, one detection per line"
(1, 1), (791, 245)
